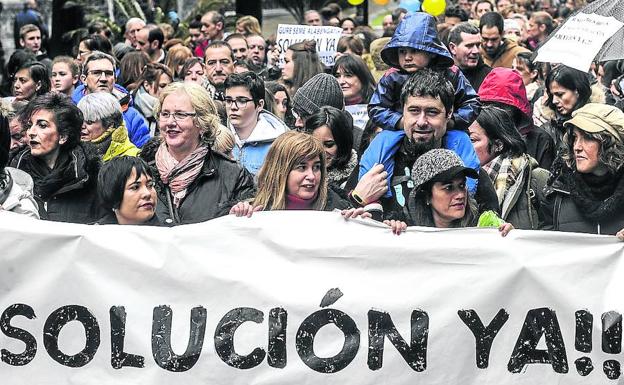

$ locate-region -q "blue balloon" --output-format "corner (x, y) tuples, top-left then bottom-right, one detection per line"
(402, 0), (421, 12)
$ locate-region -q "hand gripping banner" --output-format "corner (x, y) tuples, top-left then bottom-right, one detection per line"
(0, 211), (623, 384)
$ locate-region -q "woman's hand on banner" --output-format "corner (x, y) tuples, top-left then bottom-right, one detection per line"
(383, 220), (407, 235)
(229, 202), (262, 218)
(499, 223), (514, 237)
(341, 208), (372, 220)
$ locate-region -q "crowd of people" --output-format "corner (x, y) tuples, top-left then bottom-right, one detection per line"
(1, 0), (623, 240)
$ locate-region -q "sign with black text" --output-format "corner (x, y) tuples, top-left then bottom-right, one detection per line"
(0, 211), (623, 384)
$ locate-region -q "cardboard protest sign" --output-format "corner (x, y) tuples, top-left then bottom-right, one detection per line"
(535, 13), (624, 71)
(275, 24), (343, 67)
(0, 211), (623, 384)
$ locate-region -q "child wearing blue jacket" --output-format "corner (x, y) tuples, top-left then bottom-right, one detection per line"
(361, 12), (481, 203)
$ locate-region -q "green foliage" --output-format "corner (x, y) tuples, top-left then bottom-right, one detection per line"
(183, 0), (231, 22)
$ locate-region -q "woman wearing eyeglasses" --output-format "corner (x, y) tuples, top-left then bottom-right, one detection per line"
(140, 82), (255, 225)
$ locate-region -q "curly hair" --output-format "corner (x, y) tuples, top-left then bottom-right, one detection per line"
(561, 129), (624, 175)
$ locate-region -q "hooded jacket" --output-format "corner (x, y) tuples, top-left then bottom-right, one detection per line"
(72, 83), (151, 148)
(480, 38), (529, 69)
(0, 167), (39, 218)
(479, 68), (555, 170)
(229, 110), (289, 175)
(368, 12), (480, 133)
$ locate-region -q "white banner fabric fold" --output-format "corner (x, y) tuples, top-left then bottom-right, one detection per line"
(0, 211), (623, 384)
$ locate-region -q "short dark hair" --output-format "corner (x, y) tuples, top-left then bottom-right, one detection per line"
(475, 105), (527, 158)
(87, 21), (112, 38)
(148, 27), (164, 48)
(189, 20), (203, 30)
(448, 22), (480, 46)
(304, 106), (354, 169)
(476, 0), (494, 11)
(391, 7), (407, 24)
(445, 6), (469, 21)
(205, 40), (234, 61)
(83, 51), (117, 76)
(20, 93), (83, 151)
(515, 51), (538, 75)
(400, 68), (455, 114)
(480, 11), (504, 34)
(79, 34), (113, 56)
(7, 50), (36, 78)
(18, 61), (51, 96)
(98, 157), (154, 211)
(545, 65), (591, 115)
(332, 54), (376, 103)
(224, 71), (265, 105)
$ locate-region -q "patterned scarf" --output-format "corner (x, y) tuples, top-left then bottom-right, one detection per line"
(483, 154), (528, 205)
(155, 142), (209, 208)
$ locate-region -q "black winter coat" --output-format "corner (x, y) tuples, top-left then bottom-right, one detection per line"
(141, 139), (256, 225)
(11, 144), (105, 223)
(541, 170), (624, 235)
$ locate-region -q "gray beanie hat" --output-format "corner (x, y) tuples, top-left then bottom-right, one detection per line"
(293, 73), (345, 118)
(411, 149), (479, 192)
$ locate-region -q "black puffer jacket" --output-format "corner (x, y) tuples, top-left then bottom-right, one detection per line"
(541, 167), (624, 235)
(11, 143), (105, 223)
(140, 139), (256, 225)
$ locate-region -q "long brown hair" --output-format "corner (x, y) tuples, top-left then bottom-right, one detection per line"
(254, 131), (328, 210)
(284, 40), (324, 97)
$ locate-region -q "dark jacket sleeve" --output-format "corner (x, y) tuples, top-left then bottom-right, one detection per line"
(476, 169), (500, 214)
(539, 186), (556, 231)
(448, 67), (481, 132)
(216, 166), (256, 217)
(368, 71), (404, 131)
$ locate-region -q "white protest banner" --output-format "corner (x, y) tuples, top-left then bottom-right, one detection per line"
(1, 210), (624, 384)
(345, 104), (369, 129)
(275, 24), (343, 67)
(535, 13), (624, 72)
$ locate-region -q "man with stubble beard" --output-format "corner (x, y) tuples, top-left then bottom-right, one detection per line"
(358, 69), (498, 220)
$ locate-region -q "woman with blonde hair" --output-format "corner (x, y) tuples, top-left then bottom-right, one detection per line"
(236, 16), (262, 36)
(230, 131), (350, 216)
(139, 82), (255, 224)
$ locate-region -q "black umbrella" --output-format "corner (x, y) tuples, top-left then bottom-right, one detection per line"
(583, 0), (624, 62)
